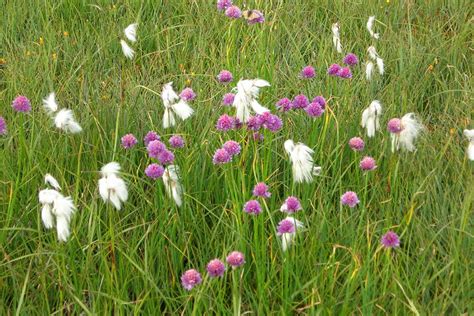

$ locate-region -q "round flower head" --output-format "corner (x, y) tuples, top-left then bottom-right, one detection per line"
(277, 218), (296, 235)
(223, 140), (241, 156)
(179, 88), (196, 101)
(328, 63), (341, 76)
(257, 112), (282, 132)
(121, 133), (138, 149)
(206, 259), (226, 277)
(360, 156), (377, 171)
(253, 132), (264, 142)
(246, 10), (264, 24)
(349, 137), (365, 151)
(217, 70), (233, 84)
(381, 231), (400, 248)
(145, 163), (165, 179)
(213, 148), (232, 164)
(276, 98), (292, 112)
(300, 65), (316, 79)
(343, 53), (359, 66)
(144, 131), (160, 146)
(226, 251), (245, 267)
(181, 269), (202, 291)
(216, 114), (235, 131)
(246, 116), (262, 131)
(147, 140), (166, 159)
(293, 94), (309, 109)
(253, 182), (271, 198)
(387, 118), (403, 133)
(157, 149), (175, 165)
(225, 5), (242, 18)
(217, 0), (232, 10)
(12, 95), (31, 113)
(305, 102), (324, 118)
(281, 196), (302, 213)
(341, 191), (359, 208)
(312, 96), (326, 109)
(169, 135), (185, 148)
(243, 199), (262, 215)
(337, 67), (352, 79)
(233, 117), (243, 130)
(222, 93), (235, 106)
(0, 116), (7, 135)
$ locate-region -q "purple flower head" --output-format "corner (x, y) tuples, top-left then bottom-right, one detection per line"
(293, 94), (309, 109)
(253, 132), (264, 141)
(147, 140), (166, 159)
(216, 114), (235, 131)
(213, 148), (232, 164)
(276, 98), (292, 112)
(226, 251), (245, 267)
(144, 131), (160, 146)
(341, 191), (359, 208)
(360, 156), (377, 171)
(145, 163), (165, 179)
(225, 5), (242, 18)
(300, 65), (316, 79)
(277, 218), (296, 235)
(217, 0), (232, 10)
(207, 259), (226, 277)
(158, 149), (175, 165)
(179, 88), (196, 101)
(12, 95), (31, 113)
(217, 70), (233, 84)
(258, 112), (282, 132)
(246, 115), (262, 131)
(121, 133), (138, 149)
(169, 135), (185, 148)
(387, 118), (403, 133)
(337, 67), (352, 79)
(233, 117), (243, 129)
(243, 199), (262, 215)
(223, 140), (241, 156)
(0, 116), (7, 135)
(253, 182), (271, 198)
(281, 196), (302, 213)
(222, 93), (235, 106)
(349, 137), (365, 151)
(312, 96), (326, 109)
(246, 10), (265, 24)
(381, 231), (400, 248)
(343, 53), (359, 66)
(305, 102), (324, 118)
(181, 269), (202, 291)
(328, 64), (341, 76)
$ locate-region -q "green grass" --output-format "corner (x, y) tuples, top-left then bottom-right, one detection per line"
(1, 0), (472, 314)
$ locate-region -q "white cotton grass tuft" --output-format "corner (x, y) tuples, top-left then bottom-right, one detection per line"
(463, 129), (474, 160)
(361, 100), (382, 138)
(284, 140), (321, 183)
(162, 165), (183, 207)
(365, 61), (374, 80)
(366, 16), (380, 39)
(42, 92), (58, 113)
(161, 82), (194, 129)
(391, 113), (424, 152)
(277, 216), (304, 252)
(331, 22), (343, 53)
(366, 46), (384, 80)
(120, 39), (135, 59)
(233, 79), (270, 123)
(42, 92), (82, 133)
(98, 162), (128, 210)
(44, 173), (61, 190)
(124, 23), (138, 42)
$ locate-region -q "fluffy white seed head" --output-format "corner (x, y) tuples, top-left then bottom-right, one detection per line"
(120, 39), (134, 59)
(124, 23), (138, 42)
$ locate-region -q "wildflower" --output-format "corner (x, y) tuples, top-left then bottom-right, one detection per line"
(276, 98), (292, 112)
(280, 196), (302, 213)
(216, 114), (235, 131)
(12, 95), (31, 113)
(222, 93), (235, 106)
(361, 100), (382, 138)
(179, 88), (196, 102)
(42, 92), (83, 133)
(163, 165), (183, 207)
(463, 129), (474, 160)
(366, 61), (375, 80)
(121, 133), (138, 149)
(181, 269), (202, 291)
(300, 65), (316, 79)
(277, 217), (304, 251)
(0, 116), (7, 135)
(226, 251), (245, 267)
(233, 79), (270, 122)
(169, 135), (185, 148)
(157, 149), (175, 165)
(388, 113), (424, 152)
(360, 156), (377, 171)
(284, 140), (321, 183)
(217, 70), (233, 83)
(328, 64), (341, 76)
(243, 199), (262, 215)
(145, 163), (165, 179)
(253, 132), (264, 141)
(337, 67), (352, 79)
(258, 112), (282, 132)
(366, 46), (384, 80)
(161, 82), (194, 128)
(243, 10), (264, 24)
(213, 148), (232, 164)
(253, 182), (271, 198)
(305, 102), (324, 118)
(331, 23), (343, 53)
(217, 0), (232, 10)
(98, 162), (128, 210)
(381, 231), (400, 248)
(147, 140), (166, 159)
(223, 140), (241, 156)
(144, 131), (160, 146)
(366, 16), (380, 39)
(120, 39), (134, 59)
(292, 94), (309, 109)
(246, 115), (262, 131)
(124, 23), (138, 42)
(225, 6), (242, 19)
(207, 259), (226, 277)
(343, 53), (359, 66)
(312, 96), (326, 109)
(349, 137), (365, 151)
(341, 191), (359, 208)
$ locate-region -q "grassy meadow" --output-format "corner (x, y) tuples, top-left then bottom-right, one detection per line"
(0, 0), (473, 314)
